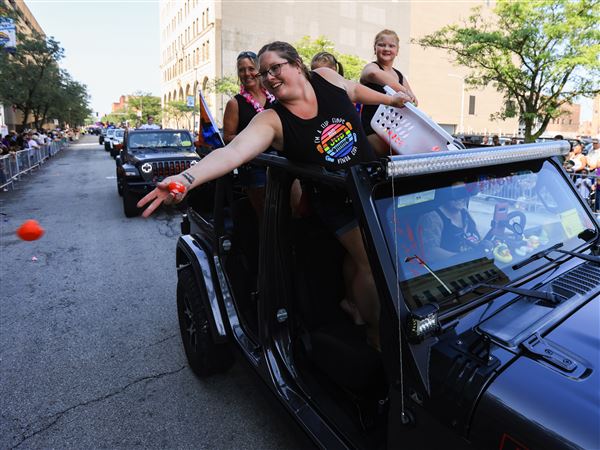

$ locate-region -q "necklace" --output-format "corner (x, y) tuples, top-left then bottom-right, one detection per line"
(240, 85), (275, 113)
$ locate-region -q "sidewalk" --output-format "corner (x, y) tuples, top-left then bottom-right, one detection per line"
(0, 138), (70, 191)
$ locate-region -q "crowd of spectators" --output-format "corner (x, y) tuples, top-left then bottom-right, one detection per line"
(563, 137), (600, 211)
(0, 129), (75, 155)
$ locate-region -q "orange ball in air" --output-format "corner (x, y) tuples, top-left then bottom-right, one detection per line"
(16, 219), (45, 241)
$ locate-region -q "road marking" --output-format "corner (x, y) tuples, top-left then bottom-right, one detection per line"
(106, 176), (117, 179)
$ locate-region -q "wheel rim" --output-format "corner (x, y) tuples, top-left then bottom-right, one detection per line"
(182, 293), (209, 354)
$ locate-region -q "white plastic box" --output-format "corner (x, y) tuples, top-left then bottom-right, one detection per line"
(370, 86), (459, 155)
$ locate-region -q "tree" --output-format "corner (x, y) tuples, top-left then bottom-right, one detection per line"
(417, 0), (600, 142)
(294, 35), (366, 81)
(163, 100), (197, 129)
(204, 75), (239, 99)
(0, 31), (65, 128)
(127, 92), (162, 123)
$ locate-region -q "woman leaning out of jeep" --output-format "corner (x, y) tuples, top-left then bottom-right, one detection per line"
(138, 41), (411, 350)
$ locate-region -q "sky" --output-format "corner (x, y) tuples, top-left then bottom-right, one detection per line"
(26, 0), (161, 118)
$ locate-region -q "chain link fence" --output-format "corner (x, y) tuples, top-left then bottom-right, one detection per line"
(0, 139), (68, 191)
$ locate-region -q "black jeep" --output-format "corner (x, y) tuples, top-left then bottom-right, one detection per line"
(175, 142), (599, 449)
(116, 129), (200, 217)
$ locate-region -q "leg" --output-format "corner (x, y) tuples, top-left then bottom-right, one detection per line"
(337, 226), (380, 349)
(289, 179), (303, 218)
(339, 254), (365, 325)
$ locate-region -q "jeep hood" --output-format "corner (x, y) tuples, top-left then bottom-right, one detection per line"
(470, 295), (600, 449)
(131, 151), (199, 162)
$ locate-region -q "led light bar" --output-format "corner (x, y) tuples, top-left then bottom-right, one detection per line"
(387, 142), (570, 178)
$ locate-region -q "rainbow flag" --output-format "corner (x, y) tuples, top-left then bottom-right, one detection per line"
(197, 90), (225, 150)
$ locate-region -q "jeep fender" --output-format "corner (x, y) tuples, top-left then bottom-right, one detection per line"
(176, 235), (229, 344)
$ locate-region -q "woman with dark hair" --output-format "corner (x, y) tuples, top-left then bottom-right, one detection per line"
(138, 41), (411, 349)
(310, 51), (344, 76)
(222, 51), (276, 217)
(360, 29), (417, 156)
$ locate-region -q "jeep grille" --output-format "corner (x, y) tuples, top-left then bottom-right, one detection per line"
(152, 160), (194, 178)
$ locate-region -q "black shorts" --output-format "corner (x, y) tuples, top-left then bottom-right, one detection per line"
(306, 183), (358, 237)
(238, 164), (266, 189)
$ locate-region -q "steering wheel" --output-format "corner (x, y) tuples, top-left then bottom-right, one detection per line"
(506, 211), (526, 237)
(484, 210), (527, 241)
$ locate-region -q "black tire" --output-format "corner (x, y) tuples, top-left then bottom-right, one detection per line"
(177, 267), (234, 377)
(104, 142), (111, 152)
(122, 186), (140, 217)
(116, 172), (123, 196)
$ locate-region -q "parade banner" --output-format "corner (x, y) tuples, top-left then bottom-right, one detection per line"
(0, 18), (16, 53)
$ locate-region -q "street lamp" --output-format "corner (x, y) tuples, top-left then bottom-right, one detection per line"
(448, 73), (465, 134)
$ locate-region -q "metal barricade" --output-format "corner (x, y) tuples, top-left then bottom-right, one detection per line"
(0, 140), (68, 191)
(477, 174), (545, 214)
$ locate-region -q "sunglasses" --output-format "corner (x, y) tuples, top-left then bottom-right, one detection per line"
(237, 51), (257, 60)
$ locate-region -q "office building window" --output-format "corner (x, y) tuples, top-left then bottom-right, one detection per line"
(468, 95), (476, 115)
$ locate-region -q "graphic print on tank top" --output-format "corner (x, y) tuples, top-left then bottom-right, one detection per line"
(314, 118), (358, 165)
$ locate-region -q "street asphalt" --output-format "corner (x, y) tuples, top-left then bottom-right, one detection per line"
(0, 136), (311, 449)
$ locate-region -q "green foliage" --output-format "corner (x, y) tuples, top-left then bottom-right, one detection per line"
(127, 92), (162, 122)
(294, 35), (336, 62)
(0, 30), (92, 128)
(417, 0), (600, 141)
(203, 75), (239, 99)
(101, 92), (162, 127)
(163, 100), (198, 129)
(294, 35), (366, 81)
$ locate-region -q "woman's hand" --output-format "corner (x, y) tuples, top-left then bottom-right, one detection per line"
(137, 174), (191, 218)
(389, 91), (413, 108)
(395, 85), (417, 105)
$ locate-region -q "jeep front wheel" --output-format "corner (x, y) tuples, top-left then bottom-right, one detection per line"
(122, 187), (140, 217)
(177, 267), (234, 377)
(116, 170), (123, 196)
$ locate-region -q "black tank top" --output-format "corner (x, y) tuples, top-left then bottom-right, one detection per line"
(234, 93), (274, 133)
(435, 209), (480, 253)
(271, 72), (375, 170)
(360, 62), (404, 136)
